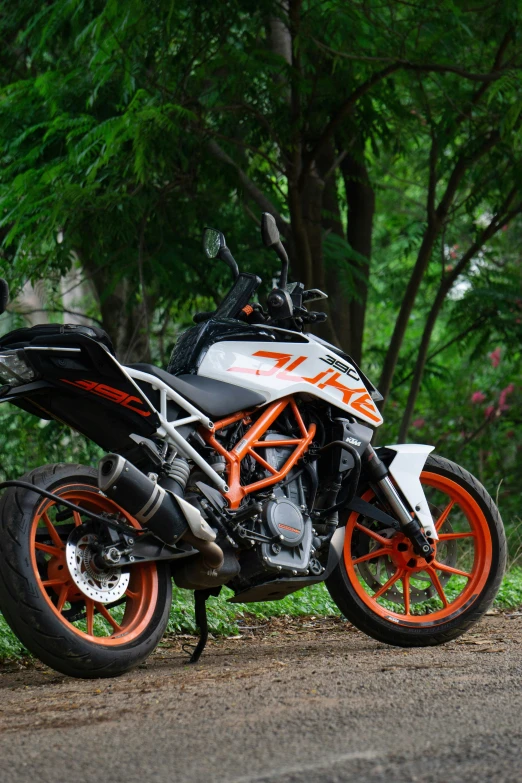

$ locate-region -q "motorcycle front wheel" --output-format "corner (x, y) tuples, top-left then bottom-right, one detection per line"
(326, 455), (506, 646)
(0, 463), (172, 678)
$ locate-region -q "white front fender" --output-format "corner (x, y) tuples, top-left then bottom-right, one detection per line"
(385, 444), (438, 540)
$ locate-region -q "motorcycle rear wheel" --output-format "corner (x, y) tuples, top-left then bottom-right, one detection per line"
(326, 455), (506, 646)
(0, 463), (172, 678)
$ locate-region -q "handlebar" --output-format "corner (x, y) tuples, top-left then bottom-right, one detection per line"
(193, 311), (215, 324)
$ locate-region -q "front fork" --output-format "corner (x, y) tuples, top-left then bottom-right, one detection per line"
(364, 446), (434, 559)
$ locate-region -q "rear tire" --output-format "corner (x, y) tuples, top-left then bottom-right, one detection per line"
(0, 463), (172, 678)
(326, 455), (506, 647)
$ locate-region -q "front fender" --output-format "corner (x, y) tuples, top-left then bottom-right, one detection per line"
(385, 444), (437, 540)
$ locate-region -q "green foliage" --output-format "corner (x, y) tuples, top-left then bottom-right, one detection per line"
(0, 406), (102, 481)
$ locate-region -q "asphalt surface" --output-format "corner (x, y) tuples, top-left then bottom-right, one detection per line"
(0, 612), (521, 783)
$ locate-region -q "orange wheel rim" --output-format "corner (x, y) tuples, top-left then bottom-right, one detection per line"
(343, 471), (493, 626)
(30, 483), (158, 645)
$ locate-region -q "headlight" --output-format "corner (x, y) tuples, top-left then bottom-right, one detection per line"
(0, 351), (38, 386)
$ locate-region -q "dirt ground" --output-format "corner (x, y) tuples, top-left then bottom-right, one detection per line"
(0, 612), (521, 783)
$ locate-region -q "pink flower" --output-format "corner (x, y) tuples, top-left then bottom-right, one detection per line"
(471, 391), (486, 404)
(499, 384), (515, 410)
(488, 347), (502, 368)
(412, 418), (425, 428)
(484, 405), (495, 419)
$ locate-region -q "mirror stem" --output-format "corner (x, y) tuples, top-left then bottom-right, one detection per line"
(218, 247), (240, 280)
(275, 243), (289, 289)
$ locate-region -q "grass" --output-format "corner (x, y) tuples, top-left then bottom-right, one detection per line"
(0, 569), (521, 662)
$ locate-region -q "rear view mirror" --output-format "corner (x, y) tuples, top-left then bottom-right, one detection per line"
(261, 213), (280, 247)
(0, 279), (9, 315)
(203, 228), (226, 259)
(202, 227), (239, 279)
(260, 213), (289, 290)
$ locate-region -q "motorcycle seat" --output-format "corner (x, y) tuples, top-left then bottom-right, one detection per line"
(127, 363), (267, 419)
(0, 323), (115, 353)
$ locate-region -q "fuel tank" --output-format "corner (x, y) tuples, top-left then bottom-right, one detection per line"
(197, 332), (383, 427)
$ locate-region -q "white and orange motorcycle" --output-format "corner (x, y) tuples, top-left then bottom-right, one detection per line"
(0, 214), (505, 678)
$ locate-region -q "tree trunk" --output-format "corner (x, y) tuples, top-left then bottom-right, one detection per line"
(378, 222), (440, 406)
(378, 133), (501, 409)
(340, 151), (375, 364)
(398, 188), (521, 439)
(397, 284), (447, 441)
(316, 142), (350, 351)
(80, 255), (151, 363)
(299, 159), (342, 347)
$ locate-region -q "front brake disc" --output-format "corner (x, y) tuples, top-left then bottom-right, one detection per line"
(355, 521), (458, 605)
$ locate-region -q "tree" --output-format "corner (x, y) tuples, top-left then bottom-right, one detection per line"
(2, 0), (521, 369)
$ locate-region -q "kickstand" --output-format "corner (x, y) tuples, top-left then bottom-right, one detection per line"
(187, 587), (221, 664)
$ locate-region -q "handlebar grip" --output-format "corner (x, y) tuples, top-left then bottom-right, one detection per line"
(193, 311), (216, 324)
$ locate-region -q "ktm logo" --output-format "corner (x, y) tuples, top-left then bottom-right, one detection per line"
(278, 523), (301, 534)
(228, 351), (381, 423)
(59, 378), (151, 417)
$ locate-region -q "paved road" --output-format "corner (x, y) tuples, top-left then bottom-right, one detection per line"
(0, 613), (521, 783)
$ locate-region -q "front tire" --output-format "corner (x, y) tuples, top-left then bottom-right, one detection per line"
(0, 463), (172, 678)
(326, 455), (506, 647)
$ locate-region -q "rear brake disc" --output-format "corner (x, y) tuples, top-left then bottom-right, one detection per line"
(66, 524), (129, 603)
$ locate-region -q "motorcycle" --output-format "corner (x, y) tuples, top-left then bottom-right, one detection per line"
(0, 214), (505, 678)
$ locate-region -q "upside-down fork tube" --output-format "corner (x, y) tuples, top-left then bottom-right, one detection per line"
(365, 445), (436, 558)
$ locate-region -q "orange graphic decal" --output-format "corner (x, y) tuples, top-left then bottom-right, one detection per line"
(229, 351), (292, 376)
(59, 378), (151, 417)
(228, 352), (381, 423)
(317, 372), (361, 402)
(275, 355), (307, 381)
(351, 394), (381, 423)
(302, 368), (334, 384)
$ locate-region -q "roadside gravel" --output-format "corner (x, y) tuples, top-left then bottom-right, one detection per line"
(0, 612), (521, 782)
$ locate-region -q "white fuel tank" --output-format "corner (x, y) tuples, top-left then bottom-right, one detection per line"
(198, 337), (383, 426)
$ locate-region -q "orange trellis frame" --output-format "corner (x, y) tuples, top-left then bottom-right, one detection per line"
(201, 396), (316, 509)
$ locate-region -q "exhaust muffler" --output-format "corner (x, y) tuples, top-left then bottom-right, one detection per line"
(98, 454), (217, 546)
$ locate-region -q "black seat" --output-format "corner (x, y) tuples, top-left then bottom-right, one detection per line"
(0, 323), (114, 354)
(127, 364), (267, 419)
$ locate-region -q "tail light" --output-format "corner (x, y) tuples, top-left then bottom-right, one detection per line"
(0, 350), (38, 386)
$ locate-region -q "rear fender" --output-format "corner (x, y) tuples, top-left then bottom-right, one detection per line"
(385, 444), (437, 540)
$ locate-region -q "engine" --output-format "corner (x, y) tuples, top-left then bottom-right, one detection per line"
(234, 432), (319, 585)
